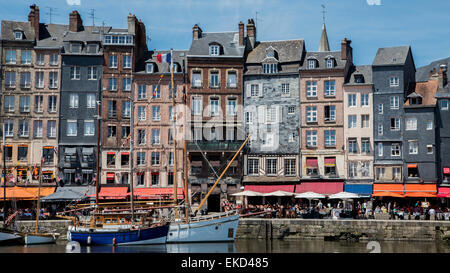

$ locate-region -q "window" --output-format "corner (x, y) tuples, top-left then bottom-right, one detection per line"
(14, 31), (23, 40)
(245, 112), (254, 123)
(227, 98), (237, 116)
(87, 67), (97, 80)
(378, 124), (383, 136)
(324, 80), (335, 96)
(4, 96), (15, 112)
(109, 78), (118, 91)
(43, 147), (54, 165)
(378, 143), (383, 157)
(121, 153), (130, 167)
(35, 71), (44, 88)
(348, 115), (357, 128)
(146, 63), (154, 73)
(361, 138), (370, 154)
(6, 50), (16, 64)
(151, 152), (160, 165)
(122, 126), (130, 139)
(348, 162), (357, 178)
(391, 118), (400, 131)
(227, 71), (237, 88)
(348, 138), (358, 154)
(210, 98), (219, 116)
(70, 43), (82, 53)
(69, 94), (79, 108)
(209, 45), (219, 56)
(376, 168), (385, 180)
(210, 71), (219, 88)
(84, 120), (94, 136)
(122, 101), (131, 118)
(308, 59), (316, 69)
(361, 115), (370, 128)
(361, 162), (370, 177)
(138, 85), (146, 99)
(248, 159), (259, 175)
(348, 94), (357, 107)
(391, 143), (401, 156)
(20, 72), (31, 88)
(192, 71), (202, 87)
(18, 146), (28, 161)
(19, 96), (30, 112)
(86, 94), (96, 108)
(152, 85), (160, 98)
(324, 130), (336, 147)
(168, 83), (177, 99)
(427, 144), (434, 154)
(266, 159), (277, 175)
(425, 120), (433, 130)
(250, 84), (260, 97)
(108, 101), (117, 118)
(326, 59), (334, 68)
(47, 121), (56, 138)
(409, 140), (418, 154)
(152, 129), (160, 145)
(306, 106), (317, 123)
(122, 78), (131, 91)
(390, 96), (399, 109)
(378, 103), (384, 114)
(138, 106), (146, 120)
(123, 55), (131, 68)
(285, 159), (296, 176)
(361, 94), (369, 106)
(324, 105), (336, 121)
(137, 129), (146, 145)
(306, 157), (318, 176)
(5, 72), (16, 88)
(49, 72), (58, 88)
(406, 118), (417, 130)
(393, 167), (401, 180)
(306, 81), (317, 97)
(19, 120), (29, 137)
(192, 97), (202, 115)
(136, 172), (145, 185)
(5, 120), (14, 137)
(151, 172), (159, 186)
(389, 77), (400, 87)
(152, 106), (161, 121)
(36, 53), (44, 65)
(281, 83), (290, 95)
(34, 120), (43, 138)
(107, 153), (115, 167)
(266, 108), (277, 123)
(137, 152), (146, 166)
(21, 50), (31, 64)
(109, 55), (117, 68)
(262, 63), (278, 73)
(50, 54), (58, 65)
(70, 66), (80, 80)
(48, 96), (57, 112)
(107, 126), (116, 137)
(324, 157), (336, 176)
(34, 95), (43, 112)
(306, 131), (317, 147)
(441, 100), (448, 110)
(288, 106), (295, 114)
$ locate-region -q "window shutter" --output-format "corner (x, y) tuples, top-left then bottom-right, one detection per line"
(277, 105), (282, 123)
(246, 84), (251, 98)
(259, 83), (263, 97)
(258, 105), (266, 124)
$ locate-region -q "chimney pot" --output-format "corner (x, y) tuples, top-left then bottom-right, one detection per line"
(246, 19), (256, 48)
(69, 10), (83, 32)
(238, 21), (244, 47)
(193, 24), (202, 40)
(28, 4), (40, 40)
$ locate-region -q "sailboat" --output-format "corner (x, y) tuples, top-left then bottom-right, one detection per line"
(67, 47), (169, 245)
(165, 51), (245, 243)
(24, 155), (60, 245)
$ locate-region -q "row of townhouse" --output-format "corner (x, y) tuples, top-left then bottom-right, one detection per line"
(1, 5), (449, 211)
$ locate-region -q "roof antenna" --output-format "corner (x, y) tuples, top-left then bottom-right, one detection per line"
(45, 7), (59, 24)
(88, 9), (99, 27)
(321, 4), (326, 25)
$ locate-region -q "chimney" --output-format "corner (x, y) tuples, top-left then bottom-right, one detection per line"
(28, 4), (40, 40)
(192, 24), (202, 40)
(246, 18), (256, 48)
(69, 10), (83, 32)
(341, 38), (352, 62)
(128, 13), (137, 34)
(438, 64), (448, 89)
(238, 21), (244, 46)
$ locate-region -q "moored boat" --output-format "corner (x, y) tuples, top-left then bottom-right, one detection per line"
(24, 232), (59, 245)
(0, 228), (24, 246)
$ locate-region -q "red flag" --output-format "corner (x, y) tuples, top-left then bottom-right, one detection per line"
(156, 54), (162, 63)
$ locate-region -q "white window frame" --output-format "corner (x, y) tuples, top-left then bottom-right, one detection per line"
(389, 77), (400, 87)
(348, 115), (357, 128)
(361, 93), (369, 106)
(390, 96), (399, 110)
(378, 143), (383, 157)
(306, 81), (317, 97)
(84, 120), (95, 136)
(87, 94), (96, 109)
(409, 140), (418, 155)
(406, 118), (417, 131)
(67, 120), (78, 136)
(69, 94), (79, 108)
(87, 66), (97, 80)
(306, 106), (317, 123)
(70, 66), (80, 80)
(324, 80), (335, 96)
(348, 94), (357, 107)
(209, 45), (219, 56)
(427, 120), (433, 130)
(391, 143), (401, 157)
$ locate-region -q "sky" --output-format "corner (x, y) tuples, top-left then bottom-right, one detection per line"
(0, 0), (449, 67)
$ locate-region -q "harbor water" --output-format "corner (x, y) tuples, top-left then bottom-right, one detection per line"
(1, 239), (449, 253)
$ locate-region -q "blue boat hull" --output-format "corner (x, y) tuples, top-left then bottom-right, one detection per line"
(67, 225), (169, 245)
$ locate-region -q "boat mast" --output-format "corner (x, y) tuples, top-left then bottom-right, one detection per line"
(35, 151), (43, 233)
(171, 49), (179, 219)
(130, 46), (135, 225)
(195, 135), (249, 215)
(182, 58), (189, 223)
(96, 95), (101, 213)
(3, 123), (7, 226)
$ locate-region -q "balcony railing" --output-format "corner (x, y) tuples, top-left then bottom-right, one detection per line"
(187, 140), (245, 151)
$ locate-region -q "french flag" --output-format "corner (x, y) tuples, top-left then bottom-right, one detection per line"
(156, 52), (171, 63)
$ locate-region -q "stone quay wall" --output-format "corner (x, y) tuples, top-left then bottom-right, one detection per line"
(1, 220), (72, 240)
(236, 218), (450, 242)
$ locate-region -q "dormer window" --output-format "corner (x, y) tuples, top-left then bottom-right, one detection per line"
(409, 97), (422, 105)
(14, 31), (23, 40)
(354, 74), (364, 83)
(267, 51), (274, 58)
(308, 59), (316, 69)
(262, 63), (278, 74)
(170, 63), (179, 73)
(209, 45), (220, 56)
(146, 63), (154, 73)
(87, 44), (98, 54)
(70, 42), (82, 53)
(326, 59), (334, 68)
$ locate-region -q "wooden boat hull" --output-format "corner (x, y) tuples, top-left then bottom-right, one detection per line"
(166, 213), (239, 243)
(25, 233), (59, 245)
(67, 224), (169, 245)
(0, 229), (24, 246)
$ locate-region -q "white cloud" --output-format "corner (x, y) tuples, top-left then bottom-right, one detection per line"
(66, 0), (81, 6)
(366, 0), (381, 5)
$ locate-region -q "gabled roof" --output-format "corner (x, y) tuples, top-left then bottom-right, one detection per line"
(404, 80), (438, 106)
(245, 39), (304, 64)
(345, 65), (373, 85)
(36, 23), (68, 48)
(1, 20), (35, 41)
(416, 57), (450, 82)
(136, 49), (187, 74)
(372, 46), (410, 66)
(299, 51), (346, 70)
(188, 32), (245, 58)
(63, 26), (103, 42)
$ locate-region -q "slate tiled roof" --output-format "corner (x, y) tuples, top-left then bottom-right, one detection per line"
(188, 32), (245, 58)
(372, 46), (410, 66)
(1, 20), (35, 41)
(35, 23), (68, 48)
(246, 39), (304, 64)
(136, 49), (187, 74)
(345, 65), (373, 85)
(299, 51), (347, 70)
(416, 57), (450, 82)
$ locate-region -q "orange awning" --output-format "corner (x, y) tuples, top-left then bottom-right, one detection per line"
(0, 186), (39, 200)
(372, 191), (405, 198)
(128, 187), (184, 200)
(24, 187), (56, 198)
(408, 164), (418, 168)
(404, 184), (436, 197)
(372, 184), (405, 197)
(97, 187), (128, 200)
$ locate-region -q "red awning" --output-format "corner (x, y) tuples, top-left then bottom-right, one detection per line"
(295, 182), (343, 195)
(106, 173), (115, 179)
(122, 152), (130, 155)
(306, 158), (318, 168)
(437, 187), (450, 198)
(244, 185), (295, 194)
(98, 187), (128, 200)
(324, 158), (336, 166)
(408, 164), (418, 168)
(128, 188), (184, 200)
(107, 152), (116, 155)
(444, 168), (450, 174)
